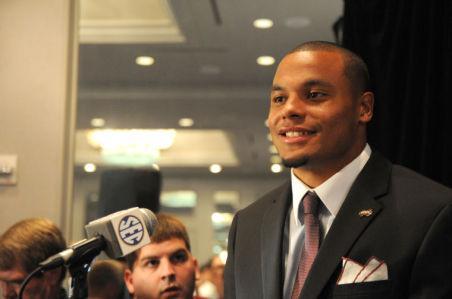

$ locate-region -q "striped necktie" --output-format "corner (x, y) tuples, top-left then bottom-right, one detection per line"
(291, 191), (320, 299)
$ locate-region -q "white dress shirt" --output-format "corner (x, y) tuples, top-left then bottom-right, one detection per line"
(283, 144), (372, 299)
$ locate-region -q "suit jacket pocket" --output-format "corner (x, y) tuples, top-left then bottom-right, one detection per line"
(332, 280), (392, 298)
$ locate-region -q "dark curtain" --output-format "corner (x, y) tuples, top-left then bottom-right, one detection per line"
(341, 0), (452, 187)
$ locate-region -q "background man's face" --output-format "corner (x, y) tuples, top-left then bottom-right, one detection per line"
(0, 266), (56, 299)
(268, 50), (371, 181)
(125, 238), (198, 299)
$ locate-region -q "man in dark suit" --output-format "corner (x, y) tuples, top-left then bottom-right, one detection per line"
(224, 41), (452, 298)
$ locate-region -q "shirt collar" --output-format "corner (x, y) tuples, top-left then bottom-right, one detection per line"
(291, 144), (372, 225)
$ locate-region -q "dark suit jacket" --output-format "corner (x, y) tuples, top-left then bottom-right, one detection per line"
(224, 152), (452, 299)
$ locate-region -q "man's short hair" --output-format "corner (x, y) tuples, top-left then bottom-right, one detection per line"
(125, 213), (191, 270)
(287, 41), (371, 96)
(0, 218), (66, 277)
(88, 259), (126, 299)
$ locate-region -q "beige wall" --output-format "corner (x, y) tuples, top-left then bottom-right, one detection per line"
(0, 0), (75, 233)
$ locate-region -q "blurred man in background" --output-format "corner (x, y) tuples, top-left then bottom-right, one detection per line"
(197, 255), (225, 299)
(124, 213), (201, 299)
(0, 218), (67, 299)
(88, 259), (127, 299)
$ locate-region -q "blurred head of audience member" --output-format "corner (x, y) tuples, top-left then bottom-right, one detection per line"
(197, 260), (218, 299)
(209, 255), (224, 299)
(197, 255), (225, 299)
(0, 218), (67, 299)
(124, 213), (199, 299)
(88, 259), (126, 299)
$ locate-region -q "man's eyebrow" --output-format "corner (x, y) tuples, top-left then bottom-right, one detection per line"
(139, 254), (159, 261)
(304, 79), (334, 89)
(139, 247), (188, 261)
(171, 248), (189, 254)
(271, 84), (285, 92)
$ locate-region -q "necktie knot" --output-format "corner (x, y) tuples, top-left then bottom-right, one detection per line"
(302, 191), (319, 216)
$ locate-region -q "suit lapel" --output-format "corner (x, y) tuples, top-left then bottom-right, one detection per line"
(261, 181), (292, 299)
(300, 152), (392, 299)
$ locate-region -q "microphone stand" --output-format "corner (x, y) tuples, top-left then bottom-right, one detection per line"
(68, 246), (103, 299)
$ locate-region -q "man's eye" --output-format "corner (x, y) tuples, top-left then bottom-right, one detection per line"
(272, 96), (285, 104)
(307, 91), (326, 99)
(145, 259), (159, 267)
(171, 251), (188, 264)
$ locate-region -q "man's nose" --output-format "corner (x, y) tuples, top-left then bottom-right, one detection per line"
(281, 94), (306, 120)
(159, 259), (176, 282)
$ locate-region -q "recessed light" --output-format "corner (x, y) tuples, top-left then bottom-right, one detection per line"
(178, 118), (194, 127)
(90, 118), (105, 128)
(271, 163), (283, 173)
(84, 163), (96, 173)
(257, 56), (275, 66)
(209, 164), (223, 174)
(135, 56), (155, 66)
(253, 18), (274, 29)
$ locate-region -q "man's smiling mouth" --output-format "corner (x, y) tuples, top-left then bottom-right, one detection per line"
(283, 130), (315, 137)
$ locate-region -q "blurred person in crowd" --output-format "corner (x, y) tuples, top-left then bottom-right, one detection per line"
(197, 260), (217, 299)
(208, 255), (224, 299)
(197, 255), (225, 299)
(88, 259), (127, 299)
(124, 213), (202, 299)
(0, 218), (67, 299)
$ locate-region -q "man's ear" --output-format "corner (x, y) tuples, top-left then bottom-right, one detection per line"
(358, 91), (374, 123)
(124, 268), (135, 295)
(193, 258), (200, 281)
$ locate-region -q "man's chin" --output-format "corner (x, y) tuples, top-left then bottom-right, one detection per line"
(282, 156), (308, 168)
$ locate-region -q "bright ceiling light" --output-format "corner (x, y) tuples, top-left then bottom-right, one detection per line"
(210, 164), (223, 174)
(86, 129), (176, 167)
(271, 163), (283, 173)
(87, 129), (176, 156)
(178, 118), (194, 127)
(84, 163), (96, 173)
(257, 56), (275, 66)
(211, 212), (233, 228)
(135, 56), (155, 66)
(90, 118), (105, 128)
(253, 18), (274, 29)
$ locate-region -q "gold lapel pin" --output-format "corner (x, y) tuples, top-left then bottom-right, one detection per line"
(358, 209), (373, 217)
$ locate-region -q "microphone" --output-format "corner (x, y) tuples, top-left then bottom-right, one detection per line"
(39, 207), (158, 270)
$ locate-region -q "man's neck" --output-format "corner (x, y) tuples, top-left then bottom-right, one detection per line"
(293, 143), (368, 188)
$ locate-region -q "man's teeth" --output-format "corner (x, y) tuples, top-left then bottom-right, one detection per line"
(285, 131), (312, 137)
